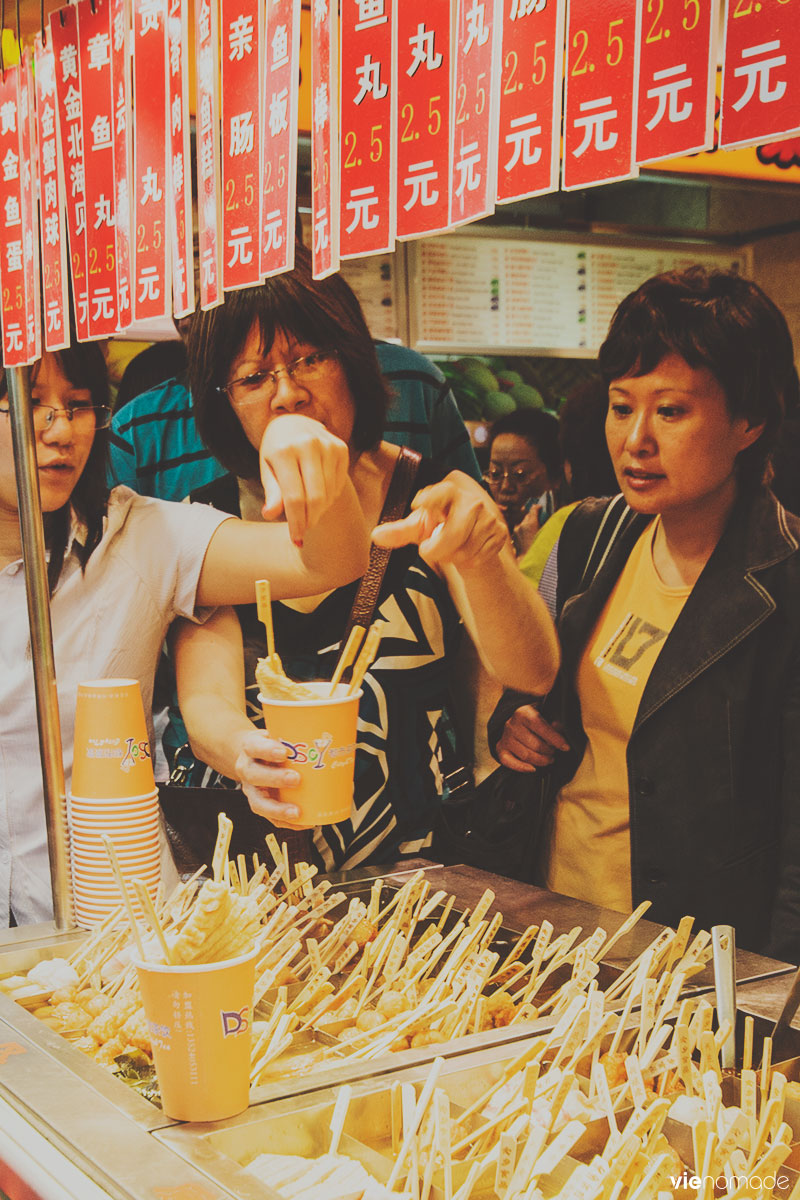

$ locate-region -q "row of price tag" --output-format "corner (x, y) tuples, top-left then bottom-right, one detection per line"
(0, 0), (797, 364)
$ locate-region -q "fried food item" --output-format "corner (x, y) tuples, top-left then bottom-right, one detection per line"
(255, 660), (319, 701)
(48, 1001), (92, 1032)
(351, 919), (378, 948)
(355, 1010), (384, 1033)
(120, 1010), (152, 1056)
(93, 1036), (126, 1067)
(483, 992), (517, 1029)
(87, 994), (138, 1044)
(410, 1030), (446, 1048)
(376, 991), (410, 1020)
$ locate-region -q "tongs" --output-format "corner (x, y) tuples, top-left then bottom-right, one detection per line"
(712, 924), (737, 1069)
(769, 960), (800, 1063)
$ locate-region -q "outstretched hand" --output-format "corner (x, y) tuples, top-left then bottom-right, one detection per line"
(496, 704), (570, 773)
(259, 414), (350, 545)
(371, 471), (510, 571)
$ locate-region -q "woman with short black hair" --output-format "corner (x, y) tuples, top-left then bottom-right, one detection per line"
(491, 268), (800, 959)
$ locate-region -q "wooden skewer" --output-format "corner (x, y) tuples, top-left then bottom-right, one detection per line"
(329, 625), (366, 695)
(212, 813), (233, 884)
(347, 620), (385, 695)
(99, 835), (145, 959)
(131, 878), (174, 965)
(742, 1014), (754, 1073)
(328, 1084), (352, 1156)
(255, 578), (284, 675)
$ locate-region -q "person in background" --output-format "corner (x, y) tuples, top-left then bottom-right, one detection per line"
(484, 409), (561, 557)
(0, 332), (368, 927)
(169, 245), (560, 872)
(519, 377), (619, 601)
(489, 267), (800, 960)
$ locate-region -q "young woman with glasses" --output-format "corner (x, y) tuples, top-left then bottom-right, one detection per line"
(169, 244), (559, 873)
(0, 336), (370, 927)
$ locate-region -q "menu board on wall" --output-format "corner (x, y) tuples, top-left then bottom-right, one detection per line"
(409, 235), (745, 353)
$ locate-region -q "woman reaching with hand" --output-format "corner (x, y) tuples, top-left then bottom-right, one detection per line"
(489, 268), (800, 960)
(0, 332), (368, 927)
(170, 245), (560, 871)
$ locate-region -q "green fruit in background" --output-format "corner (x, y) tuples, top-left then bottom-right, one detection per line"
(454, 356), (491, 373)
(510, 382), (545, 410)
(462, 364), (499, 394)
(497, 370), (523, 390)
(483, 390), (517, 418)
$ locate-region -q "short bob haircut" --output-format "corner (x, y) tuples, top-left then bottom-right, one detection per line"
(487, 408), (561, 487)
(598, 267), (795, 490)
(189, 243), (391, 479)
(0, 333), (109, 593)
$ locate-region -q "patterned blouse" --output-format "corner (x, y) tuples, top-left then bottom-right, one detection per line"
(187, 464), (465, 871)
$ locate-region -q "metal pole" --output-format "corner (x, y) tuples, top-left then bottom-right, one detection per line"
(6, 364), (72, 930)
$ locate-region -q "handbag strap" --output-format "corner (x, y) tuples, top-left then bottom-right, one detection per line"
(341, 446), (422, 644)
(577, 493), (634, 591)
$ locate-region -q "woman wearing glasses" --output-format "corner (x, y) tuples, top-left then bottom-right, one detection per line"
(169, 245), (559, 872)
(0, 336), (369, 927)
(484, 409), (561, 558)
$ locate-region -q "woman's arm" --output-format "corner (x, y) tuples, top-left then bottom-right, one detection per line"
(372, 472), (560, 694)
(171, 609), (303, 827)
(196, 414), (370, 606)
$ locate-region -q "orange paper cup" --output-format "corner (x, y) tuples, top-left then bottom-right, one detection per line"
(258, 682), (361, 828)
(72, 679), (155, 799)
(135, 948), (258, 1123)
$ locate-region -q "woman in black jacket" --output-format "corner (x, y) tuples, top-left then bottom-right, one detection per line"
(490, 267), (800, 961)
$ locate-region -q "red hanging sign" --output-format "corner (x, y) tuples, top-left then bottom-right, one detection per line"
(220, 0), (262, 289)
(50, 4), (90, 341)
(311, 0), (339, 278)
(636, 0), (716, 162)
(34, 35), (69, 352)
(79, 0), (121, 338)
(111, 0), (132, 328)
(132, 0), (169, 321)
(720, 0), (800, 149)
(0, 67), (30, 366)
(261, 0), (300, 277)
(450, 0), (501, 228)
(563, 0), (641, 189)
(19, 55), (41, 363)
(195, 0), (222, 308)
(496, 0), (566, 203)
(339, 0), (396, 258)
(167, 0), (194, 315)
(395, 1), (451, 239)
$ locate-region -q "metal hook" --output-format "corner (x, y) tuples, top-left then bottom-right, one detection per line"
(40, 0), (46, 48)
(14, 0), (19, 54)
(1, 0), (6, 81)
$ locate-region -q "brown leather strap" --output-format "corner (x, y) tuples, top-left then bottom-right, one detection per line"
(342, 446), (421, 647)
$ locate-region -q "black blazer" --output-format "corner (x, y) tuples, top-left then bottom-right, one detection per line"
(489, 488), (800, 960)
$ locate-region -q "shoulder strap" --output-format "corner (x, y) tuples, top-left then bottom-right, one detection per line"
(342, 446), (422, 643)
(577, 493), (634, 591)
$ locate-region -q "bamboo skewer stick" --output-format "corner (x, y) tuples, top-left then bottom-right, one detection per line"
(347, 620), (385, 695)
(256, 578), (285, 675)
(131, 878), (173, 965)
(329, 625), (366, 695)
(100, 835), (145, 959)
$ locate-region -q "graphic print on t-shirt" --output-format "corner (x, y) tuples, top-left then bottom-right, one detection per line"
(594, 611), (668, 686)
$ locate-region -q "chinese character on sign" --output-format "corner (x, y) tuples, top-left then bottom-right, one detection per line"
(45, 213), (60, 245)
(198, 0), (211, 42)
(92, 288), (115, 320)
(510, 0), (546, 16)
(314, 83), (329, 130)
(269, 89), (289, 136)
(228, 14), (254, 60)
(229, 112), (255, 156)
(46, 300), (63, 332)
(6, 325), (24, 352)
(6, 241), (23, 272)
(464, 1), (489, 53)
(141, 165), (163, 203)
(91, 115), (113, 150)
(227, 226), (254, 266)
(3, 148), (19, 182)
(87, 32), (111, 70)
(263, 209), (284, 251)
(313, 0), (328, 25)
(172, 152), (184, 191)
(345, 186), (380, 232)
(94, 194), (114, 227)
(454, 141), (482, 197)
(355, 0), (387, 31)
(201, 245), (216, 286)
(354, 55), (388, 105)
(732, 41), (787, 111)
(139, 0), (163, 36)
(272, 25), (289, 68)
(60, 44), (78, 81)
(171, 94), (182, 135)
(4, 195), (20, 227)
(407, 24), (442, 76)
(64, 85), (82, 122)
(44, 178), (57, 207)
(67, 125), (83, 160)
(69, 161), (85, 197)
(0, 101), (16, 134)
(572, 97), (618, 157)
(113, 10), (126, 50)
(41, 104), (55, 138)
(138, 266), (161, 301)
(645, 65), (692, 130)
(314, 208), (330, 252)
(504, 113), (542, 170)
(403, 160), (439, 209)
(116, 84), (126, 134)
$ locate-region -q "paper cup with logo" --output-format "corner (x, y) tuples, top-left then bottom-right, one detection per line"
(135, 947), (258, 1123)
(72, 679), (155, 799)
(258, 682), (361, 828)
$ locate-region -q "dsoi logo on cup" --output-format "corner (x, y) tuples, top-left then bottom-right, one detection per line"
(120, 736), (152, 772)
(280, 732), (356, 770)
(221, 1006), (250, 1037)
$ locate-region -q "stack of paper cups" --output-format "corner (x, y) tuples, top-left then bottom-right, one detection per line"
(69, 679), (160, 929)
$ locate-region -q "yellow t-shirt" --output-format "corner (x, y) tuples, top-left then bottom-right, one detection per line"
(546, 519), (691, 913)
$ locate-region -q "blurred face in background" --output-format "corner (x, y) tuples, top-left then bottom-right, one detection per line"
(486, 432), (552, 529)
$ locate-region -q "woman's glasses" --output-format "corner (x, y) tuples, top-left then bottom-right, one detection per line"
(0, 401), (112, 431)
(485, 463), (539, 485)
(218, 349), (340, 407)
